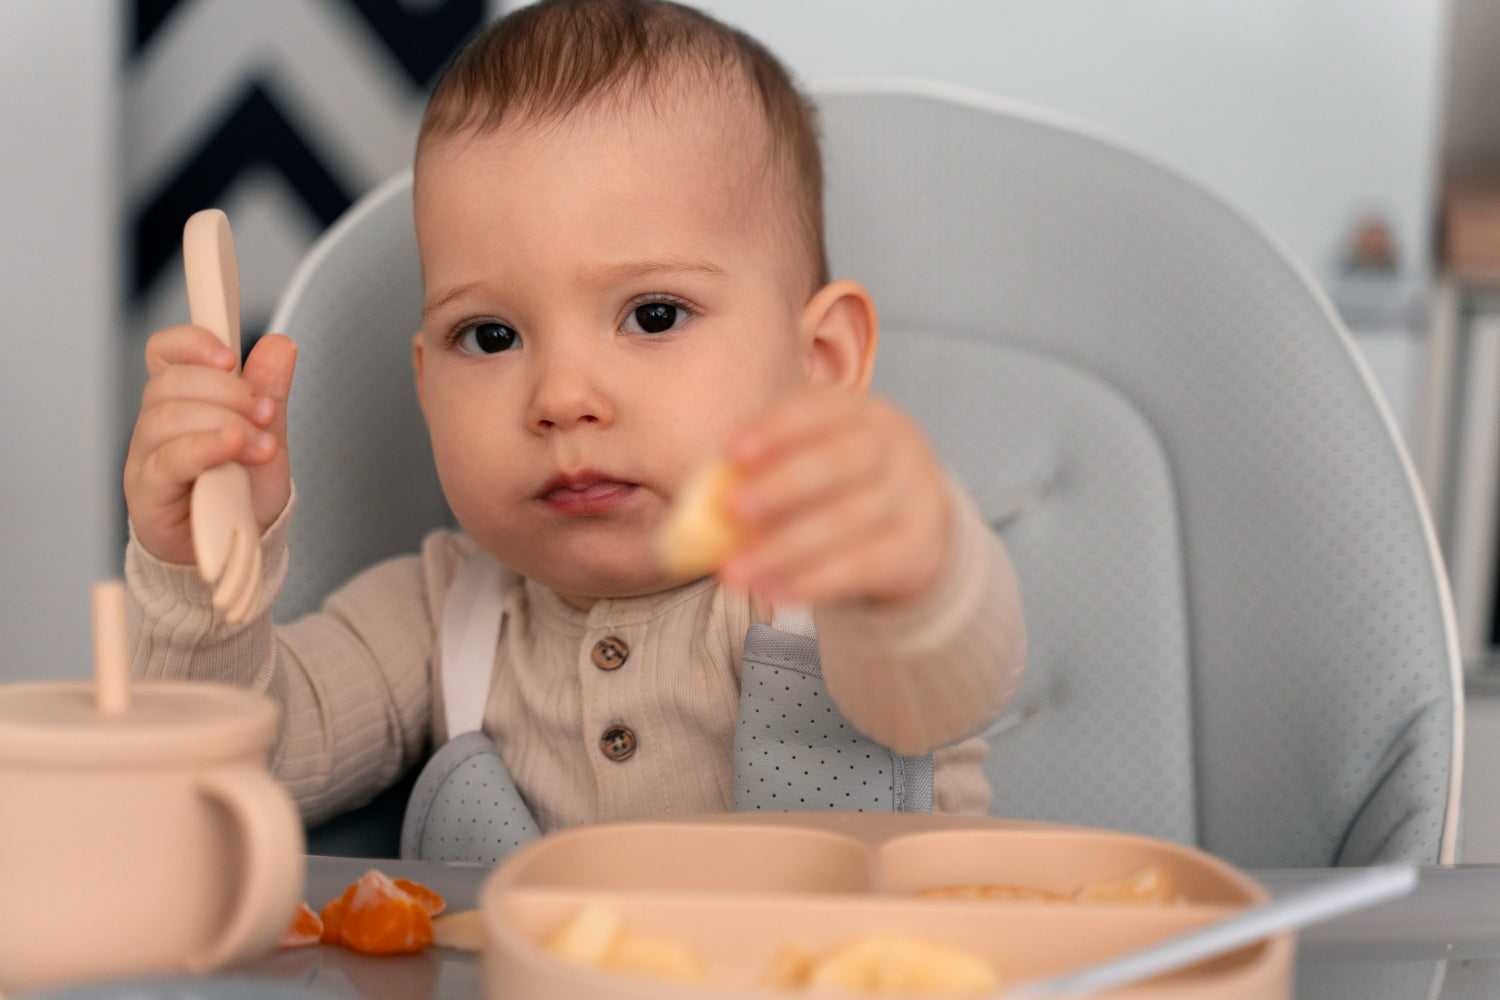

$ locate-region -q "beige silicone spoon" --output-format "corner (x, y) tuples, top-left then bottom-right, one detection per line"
(184, 209), (261, 624)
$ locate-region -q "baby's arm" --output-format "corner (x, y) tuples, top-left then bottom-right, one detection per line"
(720, 387), (1026, 755)
(271, 532), (462, 821)
(123, 321), (295, 722)
(122, 323), (445, 822)
(811, 484), (1026, 756)
(126, 501), (463, 823)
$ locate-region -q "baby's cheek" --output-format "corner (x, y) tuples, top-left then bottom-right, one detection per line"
(699, 372), (796, 445)
(429, 445), (509, 538)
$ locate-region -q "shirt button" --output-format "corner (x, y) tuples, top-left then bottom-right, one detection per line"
(600, 725), (637, 762)
(592, 636), (629, 671)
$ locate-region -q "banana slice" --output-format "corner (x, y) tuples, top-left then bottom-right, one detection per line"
(656, 460), (745, 577)
(602, 929), (704, 982)
(806, 934), (1000, 995)
(760, 946), (819, 990)
(431, 909), (485, 952)
(1074, 864), (1183, 905)
(544, 903), (622, 966)
(543, 904), (703, 983)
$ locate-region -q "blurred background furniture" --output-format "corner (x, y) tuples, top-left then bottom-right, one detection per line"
(271, 84), (1461, 869)
(1426, 170), (1500, 866)
(1425, 173), (1500, 674)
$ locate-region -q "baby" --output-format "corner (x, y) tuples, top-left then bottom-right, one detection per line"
(123, 0), (1026, 854)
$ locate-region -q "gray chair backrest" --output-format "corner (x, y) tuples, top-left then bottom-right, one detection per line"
(270, 83), (1461, 868)
(269, 171), (452, 624)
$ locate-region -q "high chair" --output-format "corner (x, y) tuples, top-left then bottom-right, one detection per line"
(269, 82), (1460, 869)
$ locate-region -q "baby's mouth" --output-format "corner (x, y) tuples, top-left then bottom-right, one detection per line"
(537, 472), (640, 516)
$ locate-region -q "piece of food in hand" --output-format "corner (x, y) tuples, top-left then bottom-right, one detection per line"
(432, 909), (485, 952)
(319, 870), (448, 955)
(544, 903), (704, 983)
(803, 934), (1001, 995)
(1074, 864), (1183, 905)
(655, 460), (745, 577)
(277, 901), (324, 949)
(910, 884), (1067, 903)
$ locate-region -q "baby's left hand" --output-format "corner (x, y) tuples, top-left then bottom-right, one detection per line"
(719, 388), (951, 608)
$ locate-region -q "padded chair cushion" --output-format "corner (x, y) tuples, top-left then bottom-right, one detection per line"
(876, 334), (1195, 845)
(821, 87), (1458, 865)
(271, 176), (452, 623)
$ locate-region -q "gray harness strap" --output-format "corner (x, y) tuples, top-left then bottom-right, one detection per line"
(399, 730), (541, 862)
(402, 552), (933, 862)
(735, 623), (934, 814)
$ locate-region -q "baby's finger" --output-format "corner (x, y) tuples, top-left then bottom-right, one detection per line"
(141, 364), (272, 425)
(732, 421), (883, 528)
(144, 324), (239, 376)
(138, 426), (265, 499)
(722, 484), (895, 592)
(240, 334), (298, 446)
(760, 529), (914, 608)
(131, 400), (279, 468)
(729, 387), (861, 468)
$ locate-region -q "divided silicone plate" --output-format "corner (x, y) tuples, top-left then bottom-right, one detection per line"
(478, 813), (1291, 999)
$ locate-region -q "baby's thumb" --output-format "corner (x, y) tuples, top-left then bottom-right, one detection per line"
(242, 333), (298, 445)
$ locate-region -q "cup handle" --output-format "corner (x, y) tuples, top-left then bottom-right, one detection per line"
(188, 765), (306, 972)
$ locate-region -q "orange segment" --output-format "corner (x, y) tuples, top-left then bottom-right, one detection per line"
(394, 877), (446, 916)
(337, 870), (435, 956)
(277, 901), (324, 949)
(319, 883), (355, 945)
(315, 870), (447, 954)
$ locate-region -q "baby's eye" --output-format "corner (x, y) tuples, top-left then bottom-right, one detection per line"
(457, 321), (519, 354)
(624, 301), (684, 335)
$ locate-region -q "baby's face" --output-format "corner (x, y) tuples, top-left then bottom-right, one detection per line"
(413, 94), (812, 606)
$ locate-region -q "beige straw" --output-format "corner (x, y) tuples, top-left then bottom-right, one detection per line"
(92, 580), (130, 715)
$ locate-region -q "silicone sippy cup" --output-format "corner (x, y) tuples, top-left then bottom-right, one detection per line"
(0, 589), (305, 992)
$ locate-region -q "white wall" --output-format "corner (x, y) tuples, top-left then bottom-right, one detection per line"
(692, 0), (1447, 330)
(676, 1), (1448, 445)
(0, 3), (121, 681)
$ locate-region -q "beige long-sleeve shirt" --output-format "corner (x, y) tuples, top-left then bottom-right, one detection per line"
(126, 484), (1026, 830)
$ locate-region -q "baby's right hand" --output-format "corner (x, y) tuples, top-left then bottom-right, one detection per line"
(124, 325), (298, 565)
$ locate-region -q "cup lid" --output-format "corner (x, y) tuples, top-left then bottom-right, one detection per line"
(0, 680), (278, 765)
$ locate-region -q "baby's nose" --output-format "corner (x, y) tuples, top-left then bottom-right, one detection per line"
(527, 356), (615, 430)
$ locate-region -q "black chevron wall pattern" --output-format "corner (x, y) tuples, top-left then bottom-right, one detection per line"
(130, 82), (357, 301)
(124, 0), (487, 391)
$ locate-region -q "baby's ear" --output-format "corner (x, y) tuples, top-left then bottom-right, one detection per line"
(800, 280), (879, 389)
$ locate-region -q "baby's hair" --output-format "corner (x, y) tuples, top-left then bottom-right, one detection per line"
(417, 0), (828, 291)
